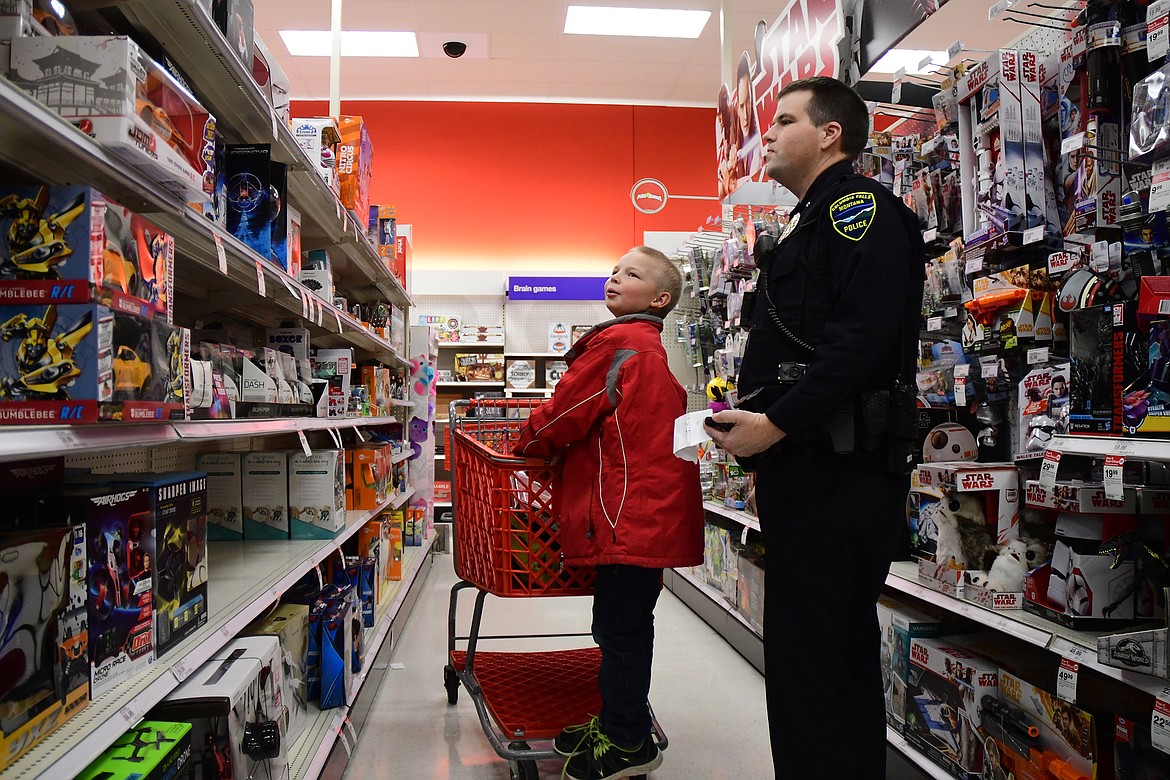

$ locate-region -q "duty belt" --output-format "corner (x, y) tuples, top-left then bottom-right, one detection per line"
(777, 362), (808, 384)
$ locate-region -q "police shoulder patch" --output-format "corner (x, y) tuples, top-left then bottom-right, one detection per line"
(828, 191), (876, 241)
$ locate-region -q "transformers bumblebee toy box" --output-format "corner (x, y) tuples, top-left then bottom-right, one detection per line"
(9, 36), (215, 203)
(0, 303), (184, 424)
(0, 185), (173, 321)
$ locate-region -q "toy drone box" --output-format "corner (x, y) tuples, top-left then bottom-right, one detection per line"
(224, 143), (273, 261)
(0, 523), (90, 772)
(244, 603), (309, 744)
(0, 185), (173, 320)
(242, 451), (289, 539)
(197, 452), (243, 540)
(904, 638), (998, 778)
(211, 0), (254, 72)
(291, 117), (340, 196)
(337, 115), (372, 223)
(877, 596), (942, 733)
(46, 484), (154, 699)
(76, 720), (192, 780)
(288, 449), (346, 540)
(208, 636), (289, 779)
(10, 36), (214, 202)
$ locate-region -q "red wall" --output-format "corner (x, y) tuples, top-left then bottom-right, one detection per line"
(292, 100), (717, 272)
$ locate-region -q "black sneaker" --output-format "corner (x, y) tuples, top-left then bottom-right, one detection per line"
(554, 716), (600, 757)
(563, 733), (662, 780)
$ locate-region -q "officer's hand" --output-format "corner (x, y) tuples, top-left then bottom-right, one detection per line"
(704, 409), (786, 457)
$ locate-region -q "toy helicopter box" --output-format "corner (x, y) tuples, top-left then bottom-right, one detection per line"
(0, 522), (90, 773)
(224, 143), (272, 261)
(76, 720), (192, 780)
(197, 452), (243, 540)
(0, 185), (172, 321)
(288, 450), (346, 540)
(242, 451), (289, 539)
(10, 36), (214, 203)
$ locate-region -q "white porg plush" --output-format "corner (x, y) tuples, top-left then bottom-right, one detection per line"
(987, 539), (1029, 593)
(934, 492), (992, 569)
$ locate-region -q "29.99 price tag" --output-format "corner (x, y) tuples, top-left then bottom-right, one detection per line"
(1104, 454), (1126, 500)
(1038, 449), (1062, 490)
(1152, 688), (1170, 754)
(1056, 656), (1079, 703)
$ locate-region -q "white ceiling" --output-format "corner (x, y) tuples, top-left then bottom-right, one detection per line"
(254, 0), (1032, 106)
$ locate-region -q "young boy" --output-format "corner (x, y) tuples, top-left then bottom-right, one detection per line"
(515, 246), (704, 780)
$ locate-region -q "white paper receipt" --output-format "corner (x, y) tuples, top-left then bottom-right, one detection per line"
(674, 409), (714, 462)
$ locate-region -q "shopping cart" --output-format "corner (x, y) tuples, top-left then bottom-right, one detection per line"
(443, 398), (667, 780)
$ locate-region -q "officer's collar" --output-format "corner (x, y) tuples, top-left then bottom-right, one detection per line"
(794, 160), (856, 215)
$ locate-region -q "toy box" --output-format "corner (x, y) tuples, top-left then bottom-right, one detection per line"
(319, 586), (356, 709)
(197, 452), (243, 540)
(224, 143), (272, 261)
(877, 596), (942, 733)
(387, 524), (403, 581)
(1116, 715), (1170, 779)
(1123, 320), (1170, 436)
(0, 522), (90, 772)
(393, 230), (410, 291)
(76, 720), (192, 780)
(337, 115), (372, 223)
(988, 670), (1098, 780)
(735, 549), (764, 635)
(1069, 302), (1144, 435)
(357, 518), (387, 602)
(242, 451), (289, 539)
(454, 352), (504, 382)
(251, 32), (289, 124)
(10, 36), (214, 202)
(305, 599), (327, 702)
(346, 443), (388, 510)
(998, 49), (1027, 229)
(46, 484), (153, 699)
(269, 160), (290, 271)
(0, 185), (173, 320)
(1019, 49), (1046, 231)
(267, 325), (310, 363)
(704, 524), (738, 603)
(291, 117), (340, 196)
(312, 347), (352, 418)
(288, 449), (346, 539)
(1013, 363), (1070, 458)
(374, 204), (396, 268)
(211, 0), (253, 71)
(244, 603), (309, 745)
(209, 636), (288, 776)
(150, 319), (189, 417)
(904, 638), (999, 778)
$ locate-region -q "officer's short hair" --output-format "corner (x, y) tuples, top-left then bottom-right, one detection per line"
(631, 246), (682, 316)
(778, 76), (869, 158)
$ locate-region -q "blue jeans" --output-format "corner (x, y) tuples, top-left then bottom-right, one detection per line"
(592, 564), (663, 747)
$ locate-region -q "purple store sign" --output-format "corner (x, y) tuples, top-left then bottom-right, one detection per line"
(508, 276), (607, 301)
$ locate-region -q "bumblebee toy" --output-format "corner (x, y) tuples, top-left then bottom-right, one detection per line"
(0, 187), (86, 279)
(0, 305), (93, 400)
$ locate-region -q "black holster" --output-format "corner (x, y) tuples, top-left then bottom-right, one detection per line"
(857, 383), (918, 473)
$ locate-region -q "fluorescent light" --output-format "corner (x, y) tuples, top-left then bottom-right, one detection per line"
(279, 30), (419, 57)
(564, 6), (710, 38)
(868, 49), (949, 75)
(50, 0), (66, 18)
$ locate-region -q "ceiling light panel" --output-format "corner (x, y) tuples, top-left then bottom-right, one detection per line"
(867, 48), (949, 75)
(564, 6), (711, 38)
(279, 29), (419, 57)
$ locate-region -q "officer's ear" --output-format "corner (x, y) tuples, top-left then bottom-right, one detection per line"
(819, 120), (844, 153)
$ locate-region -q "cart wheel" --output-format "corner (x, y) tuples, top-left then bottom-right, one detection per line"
(443, 664), (459, 705)
(509, 760), (538, 780)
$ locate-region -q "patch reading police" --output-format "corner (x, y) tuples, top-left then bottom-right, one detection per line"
(828, 192), (876, 241)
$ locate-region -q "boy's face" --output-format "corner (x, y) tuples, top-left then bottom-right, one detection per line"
(605, 251), (670, 317)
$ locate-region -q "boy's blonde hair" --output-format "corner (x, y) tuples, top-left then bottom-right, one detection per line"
(631, 246), (682, 316)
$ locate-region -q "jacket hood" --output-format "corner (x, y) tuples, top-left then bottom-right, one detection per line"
(565, 314), (664, 364)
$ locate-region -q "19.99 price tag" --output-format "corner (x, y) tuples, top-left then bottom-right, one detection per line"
(1038, 449), (1062, 490)
(1104, 454), (1126, 500)
(1056, 656), (1079, 703)
(1152, 688), (1170, 754)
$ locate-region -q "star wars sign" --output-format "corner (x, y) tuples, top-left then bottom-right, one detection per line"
(754, 0), (844, 119)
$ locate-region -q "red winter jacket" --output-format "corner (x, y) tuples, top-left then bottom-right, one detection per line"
(515, 314), (703, 568)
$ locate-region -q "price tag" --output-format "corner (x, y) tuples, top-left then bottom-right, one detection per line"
(300, 290), (310, 319)
(1056, 656), (1079, 703)
(989, 0), (1010, 20)
(891, 78), (903, 104)
(334, 310), (343, 333)
(923, 228), (938, 243)
(918, 54), (934, 71)
(1091, 240), (1111, 272)
(1113, 439), (1137, 455)
(214, 233), (227, 274)
(337, 722), (353, 756)
(1104, 454), (1126, 500)
(119, 704), (141, 725)
(1061, 132), (1086, 155)
(954, 376), (968, 406)
(354, 427), (366, 442)
(1152, 688), (1170, 754)
(947, 39), (963, 61)
(219, 624), (235, 639)
(272, 110), (280, 139)
(279, 274), (297, 297)
(1022, 225), (1044, 245)
(255, 261), (266, 297)
(328, 428), (343, 448)
(174, 657), (194, 681)
(965, 255), (984, 275)
(927, 316), (943, 331)
(342, 211), (349, 233)
(56, 429), (80, 447)
(1149, 0), (1170, 61)
(740, 525), (750, 545)
(944, 307), (958, 318)
(298, 429), (312, 456)
(336, 201), (342, 221)
(981, 362), (999, 379)
(954, 364), (970, 378)
(1150, 160), (1170, 213)
(1039, 449), (1062, 490)
(316, 299), (325, 327)
(1027, 347), (1049, 365)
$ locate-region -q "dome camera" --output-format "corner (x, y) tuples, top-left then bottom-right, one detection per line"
(443, 41), (467, 58)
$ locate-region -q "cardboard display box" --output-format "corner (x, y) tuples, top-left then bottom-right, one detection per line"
(244, 604), (309, 745)
(242, 451), (289, 539)
(198, 452), (243, 540)
(288, 450), (346, 539)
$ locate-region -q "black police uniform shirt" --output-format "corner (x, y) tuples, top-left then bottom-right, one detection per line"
(738, 159), (924, 441)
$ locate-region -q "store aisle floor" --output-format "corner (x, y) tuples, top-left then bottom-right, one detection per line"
(345, 552), (932, 779)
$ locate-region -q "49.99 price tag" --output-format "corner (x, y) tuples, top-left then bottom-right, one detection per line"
(1056, 656), (1079, 703)
(1152, 688), (1170, 754)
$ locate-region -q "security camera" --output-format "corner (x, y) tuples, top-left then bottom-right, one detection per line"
(443, 41), (467, 58)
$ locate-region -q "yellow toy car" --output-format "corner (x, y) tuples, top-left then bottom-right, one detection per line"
(113, 345), (151, 397)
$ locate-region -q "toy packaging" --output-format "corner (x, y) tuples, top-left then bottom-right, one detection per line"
(1013, 363), (1071, 459)
(9, 36), (214, 202)
(211, 0), (254, 71)
(291, 117), (340, 196)
(242, 451), (289, 539)
(244, 603), (309, 745)
(312, 347), (352, 418)
(988, 670), (1097, 780)
(197, 452), (243, 540)
(1115, 715), (1170, 779)
(76, 720), (192, 780)
(224, 144), (273, 261)
(346, 443), (389, 510)
(269, 160), (290, 271)
(387, 524), (403, 581)
(150, 319), (189, 416)
(267, 325), (310, 363)
(319, 585), (356, 709)
(288, 450), (346, 539)
(454, 352), (505, 382)
(1122, 320), (1170, 436)
(337, 115), (372, 222)
(0, 185), (173, 320)
(358, 518), (388, 601)
(735, 548), (764, 635)
(877, 596), (942, 733)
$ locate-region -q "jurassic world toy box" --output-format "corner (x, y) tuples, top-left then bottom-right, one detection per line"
(0, 185), (173, 320)
(0, 303), (185, 424)
(9, 36), (214, 203)
(76, 720), (192, 780)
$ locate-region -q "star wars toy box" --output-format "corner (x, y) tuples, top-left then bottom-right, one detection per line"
(76, 720), (192, 780)
(904, 638), (999, 778)
(1013, 363), (1071, 459)
(877, 596), (941, 734)
(1069, 302), (1144, 436)
(337, 115), (372, 223)
(0, 303), (185, 425)
(0, 185), (173, 321)
(244, 603), (309, 744)
(910, 462), (1020, 597)
(0, 522), (89, 772)
(288, 449), (346, 539)
(9, 35), (214, 203)
(197, 452), (243, 540)
(43, 484), (154, 700)
(291, 117), (340, 196)
(242, 451), (290, 539)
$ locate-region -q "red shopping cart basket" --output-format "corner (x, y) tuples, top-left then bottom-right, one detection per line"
(449, 398), (595, 596)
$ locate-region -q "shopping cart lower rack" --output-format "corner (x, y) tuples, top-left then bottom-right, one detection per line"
(443, 399), (667, 780)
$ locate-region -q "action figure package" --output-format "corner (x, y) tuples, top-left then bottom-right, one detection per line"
(288, 450), (346, 540)
(241, 451), (289, 539)
(9, 36), (214, 202)
(197, 452), (243, 540)
(1012, 363), (1071, 458)
(0, 185), (172, 320)
(1122, 320), (1170, 436)
(1115, 715), (1170, 779)
(1068, 302), (1145, 435)
(877, 596), (941, 734)
(76, 720), (192, 780)
(1130, 62), (1170, 162)
(987, 670), (1098, 780)
(0, 522), (90, 772)
(224, 144), (273, 262)
(150, 318), (188, 416)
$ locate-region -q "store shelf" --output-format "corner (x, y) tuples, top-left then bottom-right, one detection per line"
(438, 342), (504, 348)
(1047, 434), (1170, 462)
(434, 501), (452, 508)
(390, 486), (416, 509)
(0, 423), (179, 464)
(886, 727), (952, 780)
(436, 381), (506, 388)
(664, 568), (762, 673)
(391, 449), (413, 464)
(173, 415), (393, 440)
(8, 494), (402, 779)
(703, 501), (760, 532)
(885, 561), (1169, 697)
(505, 352), (571, 358)
(389, 398), (415, 408)
(288, 537), (435, 779)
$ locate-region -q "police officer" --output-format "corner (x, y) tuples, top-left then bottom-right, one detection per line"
(706, 77), (923, 779)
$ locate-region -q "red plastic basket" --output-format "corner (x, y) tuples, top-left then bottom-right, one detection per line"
(451, 401), (595, 596)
